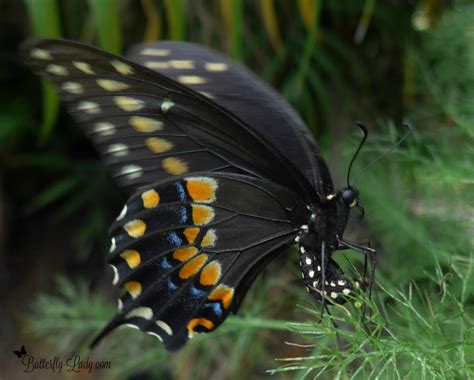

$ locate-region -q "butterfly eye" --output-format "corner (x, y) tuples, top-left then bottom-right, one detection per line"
(341, 188), (357, 207)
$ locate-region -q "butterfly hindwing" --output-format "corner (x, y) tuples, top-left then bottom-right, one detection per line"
(92, 172), (307, 351)
(126, 41), (334, 196)
(21, 39), (314, 199)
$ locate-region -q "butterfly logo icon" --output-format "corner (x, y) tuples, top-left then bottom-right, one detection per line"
(13, 345), (27, 359)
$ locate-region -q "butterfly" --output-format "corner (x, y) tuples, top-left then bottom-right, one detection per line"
(13, 345), (27, 358)
(21, 38), (377, 351)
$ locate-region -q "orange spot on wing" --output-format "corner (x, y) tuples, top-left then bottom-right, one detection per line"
(120, 250), (141, 269)
(124, 281), (142, 299)
(208, 285), (234, 309)
(201, 229), (217, 248)
(200, 261), (222, 286)
(184, 227), (200, 244)
(179, 254), (208, 279)
(187, 317), (214, 334)
(191, 205), (215, 225)
(185, 177), (217, 203)
(124, 219), (147, 237)
(173, 247), (199, 262)
(141, 189), (160, 208)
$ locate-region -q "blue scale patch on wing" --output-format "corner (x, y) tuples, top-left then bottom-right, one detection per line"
(92, 172), (307, 351)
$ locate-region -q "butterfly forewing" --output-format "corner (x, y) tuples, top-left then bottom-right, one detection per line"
(93, 172), (306, 350)
(22, 39), (314, 199)
(125, 41), (335, 196)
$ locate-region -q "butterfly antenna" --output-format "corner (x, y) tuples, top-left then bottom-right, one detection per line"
(347, 122), (369, 187)
(352, 123), (413, 184)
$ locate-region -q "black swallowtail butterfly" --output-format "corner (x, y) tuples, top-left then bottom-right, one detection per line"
(22, 39), (377, 351)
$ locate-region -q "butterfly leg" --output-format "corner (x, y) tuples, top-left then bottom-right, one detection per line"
(336, 237), (377, 314)
(318, 241), (327, 321)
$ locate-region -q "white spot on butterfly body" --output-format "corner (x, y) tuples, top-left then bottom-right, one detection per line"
(107, 143), (129, 157)
(204, 62), (228, 72)
(46, 64), (68, 76)
(110, 264), (119, 285)
(338, 280), (346, 286)
(31, 48), (52, 60)
(116, 205), (127, 221)
(305, 257), (312, 265)
(73, 61), (95, 74)
(119, 165), (143, 179)
(161, 98), (174, 113)
(141, 48), (170, 56)
(156, 320), (173, 335)
(330, 281), (336, 287)
(117, 299), (123, 311)
(169, 60), (194, 69)
(308, 270), (315, 278)
(312, 281), (318, 288)
(111, 60), (134, 75)
(330, 292), (338, 299)
(301, 225), (309, 232)
(177, 75), (207, 85)
(77, 101), (100, 114)
(343, 288), (351, 295)
(144, 61), (170, 69)
(97, 79), (130, 92)
(62, 82), (83, 94)
(114, 96), (145, 111)
(317, 266), (321, 272)
(126, 307), (153, 320)
(125, 324), (140, 330)
(94, 122), (117, 136)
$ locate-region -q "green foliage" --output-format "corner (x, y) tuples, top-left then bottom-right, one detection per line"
(88, 0), (123, 54)
(4, 1), (472, 379)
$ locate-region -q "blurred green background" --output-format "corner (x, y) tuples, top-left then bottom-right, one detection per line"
(1, 0), (473, 379)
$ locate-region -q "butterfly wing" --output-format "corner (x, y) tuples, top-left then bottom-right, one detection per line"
(125, 41), (334, 196)
(92, 172), (307, 351)
(21, 39), (314, 200)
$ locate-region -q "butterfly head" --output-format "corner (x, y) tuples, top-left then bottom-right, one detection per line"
(340, 186), (364, 218)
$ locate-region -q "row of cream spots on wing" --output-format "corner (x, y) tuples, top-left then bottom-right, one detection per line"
(139, 47), (228, 71)
(31, 47), (136, 76)
(115, 177), (218, 221)
(31, 46), (217, 99)
(110, 149), (230, 186)
(70, 96), (174, 117)
(138, 46), (228, 99)
(112, 157), (188, 182)
(101, 135), (204, 163)
(90, 116), (164, 137)
(33, 45), (217, 99)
